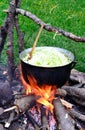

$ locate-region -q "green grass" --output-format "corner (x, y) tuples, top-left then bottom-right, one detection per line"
(0, 0), (85, 71)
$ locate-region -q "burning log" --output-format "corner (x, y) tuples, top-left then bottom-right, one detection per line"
(40, 106), (49, 130)
(53, 98), (75, 130)
(14, 94), (40, 112)
(26, 111), (40, 130)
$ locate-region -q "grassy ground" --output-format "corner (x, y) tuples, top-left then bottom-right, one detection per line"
(0, 0), (85, 71)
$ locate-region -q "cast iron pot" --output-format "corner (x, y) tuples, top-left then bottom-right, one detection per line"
(20, 47), (76, 87)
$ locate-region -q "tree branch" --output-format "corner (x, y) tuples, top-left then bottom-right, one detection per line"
(0, 18), (9, 55)
(6, 1), (16, 84)
(14, 15), (24, 53)
(16, 8), (85, 43)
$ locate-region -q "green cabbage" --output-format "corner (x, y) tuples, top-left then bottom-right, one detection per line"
(23, 48), (71, 67)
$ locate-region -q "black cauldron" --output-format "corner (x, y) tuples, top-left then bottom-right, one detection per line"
(20, 47), (76, 87)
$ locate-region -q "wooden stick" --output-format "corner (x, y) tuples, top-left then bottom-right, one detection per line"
(16, 8), (85, 43)
(60, 98), (74, 109)
(0, 106), (18, 115)
(4, 106), (18, 113)
(28, 24), (44, 60)
(6, 1), (16, 84)
(5, 112), (15, 128)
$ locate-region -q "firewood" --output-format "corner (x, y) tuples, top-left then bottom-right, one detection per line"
(60, 99), (74, 109)
(62, 84), (85, 100)
(0, 106), (18, 116)
(70, 69), (85, 84)
(0, 124), (5, 130)
(40, 106), (49, 130)
(72, 97), (85, 107)
(72, 119), (84, 130)
(5, 111), (15, 128)
(14, 94), (40, 112)
(55, 88), (67, 97)
(63, 83), (83, 89)
(53, 98), (75, 130)
(26, 111), (41, 130)
(69, 108), (85, 122)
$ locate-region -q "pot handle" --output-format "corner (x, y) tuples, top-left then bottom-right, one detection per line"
(71, 61), (76, 69)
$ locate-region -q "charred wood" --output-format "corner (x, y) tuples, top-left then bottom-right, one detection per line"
(8, 121), (26, 130)
(53, 98), (75, 130)
(16, 8), (85, 43)
(40, 106), (49, 130)
(26, 111), (40, 129)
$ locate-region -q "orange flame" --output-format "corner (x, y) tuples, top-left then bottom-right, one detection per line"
(20, 67), (57, 112)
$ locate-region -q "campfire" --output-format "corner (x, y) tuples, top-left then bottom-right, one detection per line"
(0, 1), (85, 130)
(0, 65), (85, 130)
